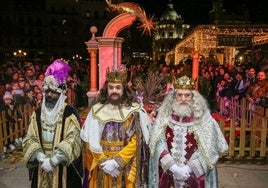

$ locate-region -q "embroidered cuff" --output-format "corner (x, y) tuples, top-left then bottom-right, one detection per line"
(49, 158), (57, 167)
(113, 155), (127, 168)
(160, 153), (175, 172)
(98, 156), (108, 168)
(36, 151), (46, 162)
(188, 160), (203, 178)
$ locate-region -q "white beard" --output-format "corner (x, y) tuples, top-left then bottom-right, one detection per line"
(172, 101), (192, 117)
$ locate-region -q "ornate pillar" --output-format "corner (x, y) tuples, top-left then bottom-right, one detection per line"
(85, 26), (99, 106)
(87, 48), (98, 91)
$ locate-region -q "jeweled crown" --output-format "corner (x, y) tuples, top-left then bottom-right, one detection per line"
(172, 75), (196, 90)
(106, 65), (127, 84)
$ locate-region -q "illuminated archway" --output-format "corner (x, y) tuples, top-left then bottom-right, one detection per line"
(97, 13), (137, 88)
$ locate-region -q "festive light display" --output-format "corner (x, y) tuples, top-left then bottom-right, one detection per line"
(173, 25), (268, 64)
(105, 0), (155, 36)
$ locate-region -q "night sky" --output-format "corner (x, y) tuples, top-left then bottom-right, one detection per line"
(129, 0), (268, 25)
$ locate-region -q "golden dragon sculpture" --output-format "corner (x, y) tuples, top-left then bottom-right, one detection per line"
(105, 0), (155, 36)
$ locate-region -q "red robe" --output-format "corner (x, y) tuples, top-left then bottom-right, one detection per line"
(159, 114), (205, 188)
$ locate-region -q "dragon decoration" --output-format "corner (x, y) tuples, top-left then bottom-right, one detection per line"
(105, 0), (155, 36)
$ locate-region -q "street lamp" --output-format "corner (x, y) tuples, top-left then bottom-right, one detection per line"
(13, 49), (27, 68)
(72, 54), (82, 61)
(13, 49), (27, 58)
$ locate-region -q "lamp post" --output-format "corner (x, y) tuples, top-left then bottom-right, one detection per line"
(72, 54), (82, 61)
(72, 54), (82, 67)
(13, 49), (27, 68)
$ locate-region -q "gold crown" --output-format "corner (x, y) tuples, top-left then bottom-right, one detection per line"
(172, 75), (196, 90)
(106, 66), (127, 84)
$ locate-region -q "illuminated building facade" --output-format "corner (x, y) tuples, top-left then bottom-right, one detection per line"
(152, 2), (190, 64)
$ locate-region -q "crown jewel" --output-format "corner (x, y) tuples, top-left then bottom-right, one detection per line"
(172, 75), (196, 90)
(106, 65), (127, 84)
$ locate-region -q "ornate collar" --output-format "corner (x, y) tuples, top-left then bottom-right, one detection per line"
(169, 114), (195, 128)
(92, 102), (141, 123)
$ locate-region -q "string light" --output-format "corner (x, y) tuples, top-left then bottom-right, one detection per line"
(174, 24), (268, 59)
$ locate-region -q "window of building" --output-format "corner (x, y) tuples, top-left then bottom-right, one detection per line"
(86, 10), (91, 18)
(94, 11), (99, 19)
(51, 28), (57, 35)
(37, 29), (42, 37)
(7, 39), (11, 46)
(103, 11), (108, 19)
(6, 16), (10, 24)
(51, 7), (55, 13)
(28, 17), (33, 25)
(19, 17), (24, 25)
(36, 17), (42, 26)
(29, 39), (34, 47)
(51, 18), (57, 25)
(28, 29), (33, 36)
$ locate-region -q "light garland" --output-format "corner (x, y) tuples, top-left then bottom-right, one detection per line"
(173, 24), (268, 61)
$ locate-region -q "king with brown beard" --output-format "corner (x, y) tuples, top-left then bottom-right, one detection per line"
(80, 66), (150, 188)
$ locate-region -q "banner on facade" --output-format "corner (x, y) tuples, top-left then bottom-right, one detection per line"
(218, 35), (252, 46)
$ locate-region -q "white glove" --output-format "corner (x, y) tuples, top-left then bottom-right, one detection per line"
(170, 164), (190, 181)
(101, 159), (119, 177)
(41, 158), (54, 173)
(183, 165), (192, 176)
(110, 168), (120, 177)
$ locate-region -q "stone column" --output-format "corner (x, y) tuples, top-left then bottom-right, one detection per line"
(85, 26), (99, 107)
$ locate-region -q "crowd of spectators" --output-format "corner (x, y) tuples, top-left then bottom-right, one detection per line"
(0, 60), (88, 108)
(127, 56), (268, 115)
(1, 55), (268, 154)
(190, 60), (267, 114)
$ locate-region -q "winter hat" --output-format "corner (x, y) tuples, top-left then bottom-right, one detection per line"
(3, 91), (13, 100)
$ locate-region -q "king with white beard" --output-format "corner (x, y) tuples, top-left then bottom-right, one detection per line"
(148, 75), (229, 188)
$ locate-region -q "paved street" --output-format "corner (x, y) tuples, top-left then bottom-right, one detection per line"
(217, 163), (268, 188)
(1, 152), (268, 188)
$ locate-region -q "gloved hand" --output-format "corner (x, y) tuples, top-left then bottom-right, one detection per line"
(41, 158), (54, 173)
(169, 164), (190, 181)
(36, 152), (46, 163)
(101, 159), (119, 177)
(110, 168), (120, 177)
(182, 165), (192, 176)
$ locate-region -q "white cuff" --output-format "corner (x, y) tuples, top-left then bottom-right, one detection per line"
(36, 152), (46, 162)
(160, 154), (175, 172)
